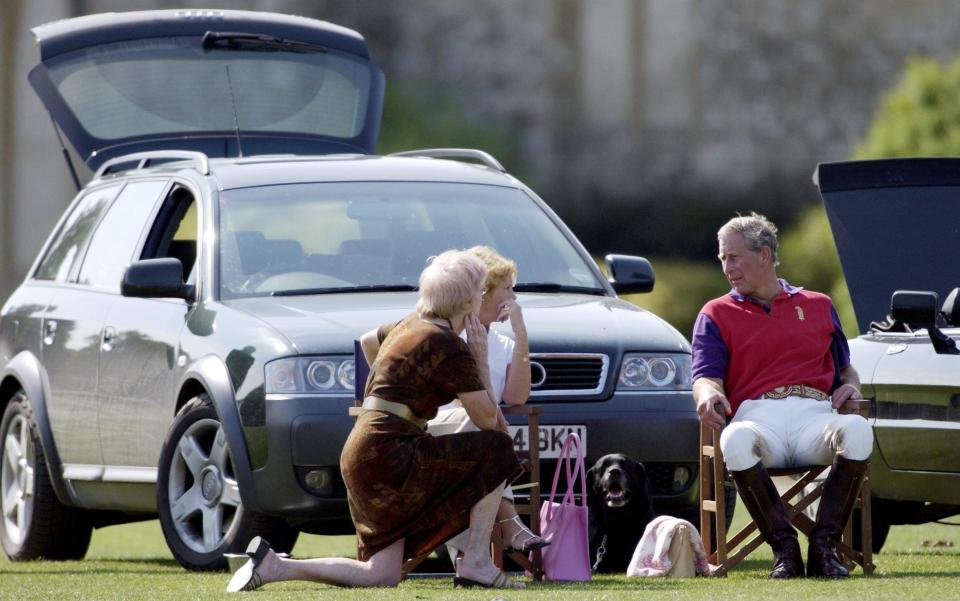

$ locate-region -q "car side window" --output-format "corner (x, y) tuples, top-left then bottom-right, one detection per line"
(140, 186), (198, 281)
(76, 180), (168, 291)
(34, 184), (122, 281)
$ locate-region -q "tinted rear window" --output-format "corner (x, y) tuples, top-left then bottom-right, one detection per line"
(44, 38), (372, 142)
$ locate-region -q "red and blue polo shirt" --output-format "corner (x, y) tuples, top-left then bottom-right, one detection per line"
(691, 279), (851, 415)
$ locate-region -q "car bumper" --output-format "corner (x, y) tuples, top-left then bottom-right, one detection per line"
(527, 391), (699, 516)
(249, 390), (699, 530)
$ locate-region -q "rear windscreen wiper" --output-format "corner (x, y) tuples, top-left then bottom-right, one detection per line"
(514, 282), (605, 295)
(271, 284), (417, 297)
(202, 32), (329, 54)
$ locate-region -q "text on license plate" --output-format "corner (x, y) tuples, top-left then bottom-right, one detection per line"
(508, 425), (587, 459)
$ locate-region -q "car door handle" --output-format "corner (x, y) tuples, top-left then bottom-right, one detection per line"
(102, 326), (116, 352)
(43, 320), (57, 346)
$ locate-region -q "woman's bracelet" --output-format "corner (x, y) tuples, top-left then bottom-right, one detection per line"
(512, 350), (529, 364)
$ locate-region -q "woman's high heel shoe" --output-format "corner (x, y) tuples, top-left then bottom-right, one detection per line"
(500, 515), (551, 553)
(226, 537), (272, 593)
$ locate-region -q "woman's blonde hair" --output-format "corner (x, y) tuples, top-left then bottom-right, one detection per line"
(416, 250), (488, 319)
(467, 246), (517, 299)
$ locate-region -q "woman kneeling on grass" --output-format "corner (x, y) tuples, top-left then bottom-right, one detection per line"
(227, 250), (523, 592)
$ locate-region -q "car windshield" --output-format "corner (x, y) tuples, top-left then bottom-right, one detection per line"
(218, 182), (605, 298)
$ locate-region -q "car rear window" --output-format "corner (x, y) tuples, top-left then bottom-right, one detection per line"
(43, 37), (372, 142)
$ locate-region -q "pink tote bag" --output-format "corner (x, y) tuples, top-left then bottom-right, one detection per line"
(538, 432), (591, 581)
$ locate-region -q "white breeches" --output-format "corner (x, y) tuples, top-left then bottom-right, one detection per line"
(719, 396), (873, 472)
(427, 407), (515, 502)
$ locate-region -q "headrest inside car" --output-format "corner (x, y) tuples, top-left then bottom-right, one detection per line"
(942, 287), (960, 326)
(890, 290), (939, 328)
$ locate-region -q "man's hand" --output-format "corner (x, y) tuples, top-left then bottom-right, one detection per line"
(697, 394), (731, 431)
(831, 382), (862, 411)
(693, 377), (731, 431)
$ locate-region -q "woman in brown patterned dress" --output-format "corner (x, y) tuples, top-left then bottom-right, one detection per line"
(227, 250), (523, 592)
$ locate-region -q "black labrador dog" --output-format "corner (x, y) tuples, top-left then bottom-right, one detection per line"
(586, 453), (655, 573)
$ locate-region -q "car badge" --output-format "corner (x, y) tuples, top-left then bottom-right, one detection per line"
(885, 343), (908, 355)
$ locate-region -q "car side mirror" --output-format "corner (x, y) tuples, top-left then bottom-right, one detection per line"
(122, 258), (195, 301)
(890, 290), (938, 328)
(605, 254), (655, 294)
(891, 290), (958, 355)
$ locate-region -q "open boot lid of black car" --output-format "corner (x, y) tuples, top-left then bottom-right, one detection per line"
(814, 158), (960, 334)
(29, 9), (384, 170)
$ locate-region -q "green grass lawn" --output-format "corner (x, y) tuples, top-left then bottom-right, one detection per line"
(1, 509), (958, 601)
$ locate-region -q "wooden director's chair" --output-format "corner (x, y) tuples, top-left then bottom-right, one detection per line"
(699, 401), (875, 577)
(349, 342), (545, 581)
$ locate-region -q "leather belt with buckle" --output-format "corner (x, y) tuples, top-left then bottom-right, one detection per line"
(361, 396), (428, 429)
(762, 384), (829, 402)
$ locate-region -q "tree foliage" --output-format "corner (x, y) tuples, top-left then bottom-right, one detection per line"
(376, 82), (521, 174)
(854, 56), (960, 159)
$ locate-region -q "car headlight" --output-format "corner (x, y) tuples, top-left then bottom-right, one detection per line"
(265, 356), (355, 394)
(616, 353), (691, 390)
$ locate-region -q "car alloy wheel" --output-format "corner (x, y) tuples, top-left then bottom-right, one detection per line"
(157, 394), (298, 571)
(165, 416), (242, 556)
(1, 411), (35, 547)
(0, 391), (91, 560)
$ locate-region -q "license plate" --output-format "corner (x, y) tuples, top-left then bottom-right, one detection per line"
(508, 424), (587, 459)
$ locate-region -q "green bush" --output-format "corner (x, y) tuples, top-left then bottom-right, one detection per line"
(376, 82), (523, 176)
(621, 258), (730, 340)
(854, 55), (960, 159)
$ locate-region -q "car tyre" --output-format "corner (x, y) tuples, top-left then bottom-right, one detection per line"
(0, 390), (92, 560)
(157, 394), (298, 571)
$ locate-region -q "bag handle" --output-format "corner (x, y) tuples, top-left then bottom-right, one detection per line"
(545, 432), (587, 521)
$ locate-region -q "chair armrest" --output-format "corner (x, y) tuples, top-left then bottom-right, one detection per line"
(838, 398), (871, 418)
(501, 404), (542, 416)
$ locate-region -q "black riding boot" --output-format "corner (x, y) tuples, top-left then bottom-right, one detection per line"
(807, 455), (869, 578)
(730, 462), (804, 579)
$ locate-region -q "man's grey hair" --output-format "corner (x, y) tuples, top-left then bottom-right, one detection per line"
(718, 212), (779, 266)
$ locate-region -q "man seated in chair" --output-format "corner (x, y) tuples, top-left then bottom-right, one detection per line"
(691, 212), (873, 579)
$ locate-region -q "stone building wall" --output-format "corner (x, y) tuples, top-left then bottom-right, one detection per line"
(4, 0), (960, 297)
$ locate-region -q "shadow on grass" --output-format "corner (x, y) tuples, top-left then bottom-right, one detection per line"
(0, 557), (183, 574)
(91, 558), (182, 567)
(868, 570), (960, 579)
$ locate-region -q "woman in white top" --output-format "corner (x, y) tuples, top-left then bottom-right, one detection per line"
(426, 246), (546, 556)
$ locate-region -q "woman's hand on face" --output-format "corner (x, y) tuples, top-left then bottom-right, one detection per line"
(465, 313), (488, 363)
(497, 298), (525, 332)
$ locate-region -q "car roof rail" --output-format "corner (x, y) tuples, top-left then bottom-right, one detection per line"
(388, 148), (506, 172)
(94, 150), (211, 179)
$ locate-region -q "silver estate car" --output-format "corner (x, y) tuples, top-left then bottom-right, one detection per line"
(816, 158), (960, 550)
(0, 10), (699, 570)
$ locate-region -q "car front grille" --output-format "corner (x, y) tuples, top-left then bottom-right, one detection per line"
(646, 462), (697, 495)
(529, 353), (608, 396)
(522, 461), (697, 501)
